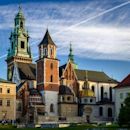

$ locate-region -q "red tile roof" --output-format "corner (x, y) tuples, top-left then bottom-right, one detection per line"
(115, 74), (130, 88)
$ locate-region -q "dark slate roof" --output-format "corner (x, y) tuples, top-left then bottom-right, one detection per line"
(0, 78), (15, 84)
(59, 85), (73, 95)
(39, 29), (56, 46)
(96, 98), (114, 105)
(17, 62), (36, 80)
(75, 69), (118, 83)
(115, 74), (130, 88)
(29, 88), (42, 96)
(59, 64), (67, 77)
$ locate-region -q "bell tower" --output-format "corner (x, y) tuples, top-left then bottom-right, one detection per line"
(6, 6), (32, 81)
(37, 29), (59, 92)
(36, 29), (59, 116)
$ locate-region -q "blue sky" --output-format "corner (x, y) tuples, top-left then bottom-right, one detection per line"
(0, 0), (130, 81)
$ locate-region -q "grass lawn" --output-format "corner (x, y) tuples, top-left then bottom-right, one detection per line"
(0, 123), (124, 130)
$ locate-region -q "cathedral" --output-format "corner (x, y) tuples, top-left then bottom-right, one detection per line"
(6, 7), (118, 124)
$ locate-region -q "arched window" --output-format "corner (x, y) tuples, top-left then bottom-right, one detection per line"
(99, 107), (103, 116)
(20, 21), (23, 28)
(44, 48), (47, 56)
(21, 41), (25, 49)
(90, 99), (93, 103)
(50, 104), (54, 112)
(92, 86), (95, 92)
(50, 75), (53, 82)
(67, 96), (71, 101)
(101, 86), (104, 100)
(50, 48), (53, 56)
(108, 108), (112, 117)
(109, 87), (112, 101)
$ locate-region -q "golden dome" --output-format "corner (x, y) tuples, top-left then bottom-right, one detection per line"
(80, 89), (95, 97)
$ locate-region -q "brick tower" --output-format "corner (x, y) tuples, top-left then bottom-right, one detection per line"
(36, 29), (59, 116)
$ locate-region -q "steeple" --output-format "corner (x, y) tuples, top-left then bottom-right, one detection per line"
(38, 29), (57, 59)
(68, 43), (74, 63)
(39, 29), (56, 47)
(7, 6), (32, 60)
(6, 6), (32, 81)
(68, 43), (78, 69)
(15, 5), (25, 30)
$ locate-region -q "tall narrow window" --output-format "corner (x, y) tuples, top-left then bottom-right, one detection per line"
(50, 48), (53, 56)
(101, 86), (104, 100)
(92, 86), (95, 93)
(108, 108), (112, 117)
(21, 41), (25, 49)
(20, 21), (23, 28)
(7, 100), (10, 106)
(99, 107), (103, 116)
(50, 104), (53, 112)
(109, 87), (112, 101)
(0, 99), (2, 106)
(50, 75), (53, 82)
(44, 48), (47, 56)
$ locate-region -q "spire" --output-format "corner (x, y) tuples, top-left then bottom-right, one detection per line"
(39, 29), (56, 46)
(15, 5), (24, 19)
(68, 42), (74, 62)
(19, 5), (22, 12)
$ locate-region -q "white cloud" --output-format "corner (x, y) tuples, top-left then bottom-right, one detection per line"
(0, 1), (130, 61)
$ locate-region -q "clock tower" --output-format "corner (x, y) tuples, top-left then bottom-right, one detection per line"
(6, 6), (32, 81)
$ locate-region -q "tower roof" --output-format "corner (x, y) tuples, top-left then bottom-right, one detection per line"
(15, 5), (25, 19)
(59, 85), (73, 95)
(39, 29), (56, 46)
(68, 43), (74, 62)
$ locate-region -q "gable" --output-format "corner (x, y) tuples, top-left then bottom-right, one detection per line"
(61, 61), (77, 81)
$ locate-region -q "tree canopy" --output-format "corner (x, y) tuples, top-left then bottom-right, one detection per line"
(118, 94), (130, 127)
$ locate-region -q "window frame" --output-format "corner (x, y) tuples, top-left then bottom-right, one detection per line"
(0, 88), (2, 93)
(0, 99), (2, 106)
(21, 41), (25, 49)
(7, 100), (10, 107)
(7, 88), (10, 94)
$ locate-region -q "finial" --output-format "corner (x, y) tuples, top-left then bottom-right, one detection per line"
(68, 42), (74, 62)
(84, 71), (89, 89)
(18, 4), (22, 11)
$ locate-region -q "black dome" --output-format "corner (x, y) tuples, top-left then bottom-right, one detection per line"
(59, 85), (73, 95)
(29, 88), (41, 96)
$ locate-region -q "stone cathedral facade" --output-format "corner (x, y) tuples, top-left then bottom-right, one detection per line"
(6, 7), (118, 124)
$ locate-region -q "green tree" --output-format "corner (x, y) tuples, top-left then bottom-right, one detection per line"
(118, 94), (130, 127)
